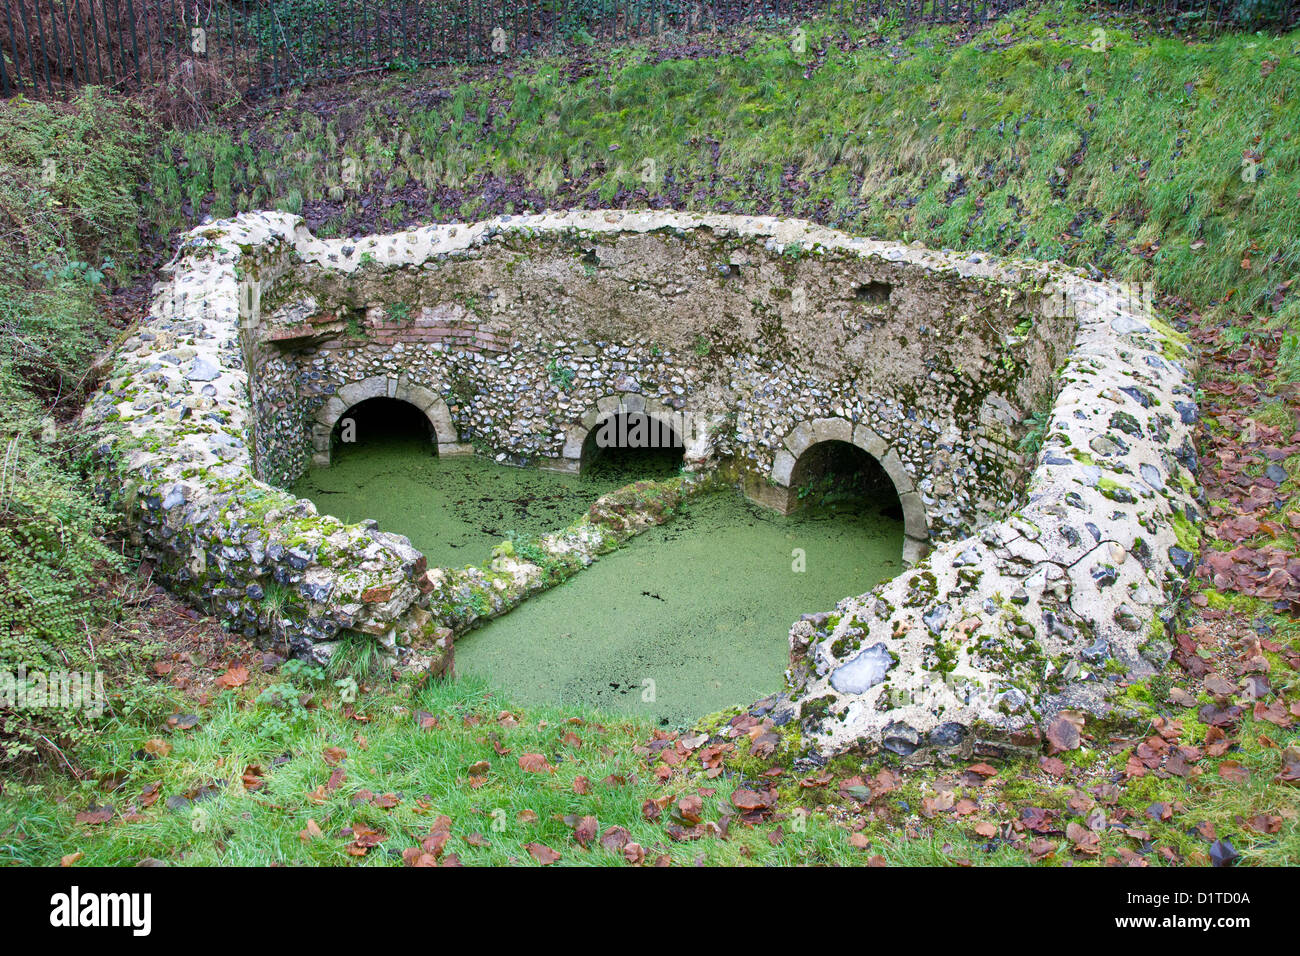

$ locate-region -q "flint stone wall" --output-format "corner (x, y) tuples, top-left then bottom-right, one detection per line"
(85, 210), (1198, 756)
(255, 210), (1074, 559)
(785, 279), (1200, 759)
(84, 214), (453, 674)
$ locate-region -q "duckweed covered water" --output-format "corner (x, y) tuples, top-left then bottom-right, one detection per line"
(291, 435), (677, 568)
(296, 432), (904, 728)
(457, 492), (903, 728)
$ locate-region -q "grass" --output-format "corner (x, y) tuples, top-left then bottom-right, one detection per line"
(0, 673), (874, 867)
(2, 642), (1296, 866)
(147, 5), (1300, 341)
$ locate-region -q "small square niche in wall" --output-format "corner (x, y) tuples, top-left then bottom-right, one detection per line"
(853, 280), (892, 307)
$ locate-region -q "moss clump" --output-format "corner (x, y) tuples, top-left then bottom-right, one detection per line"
(1149, 316), (1191, 361)
(1171, 508), (1202, 553)
(1097, 475), (1135, 502)
(798, 695), (837, 725)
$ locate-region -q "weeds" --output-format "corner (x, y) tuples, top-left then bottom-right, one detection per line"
(0, 91), (151, 769)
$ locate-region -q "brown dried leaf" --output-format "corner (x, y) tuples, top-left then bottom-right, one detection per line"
(525, 842), (561, 865)
(518, 753), (554, 774)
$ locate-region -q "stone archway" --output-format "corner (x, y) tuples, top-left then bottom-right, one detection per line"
(759, 417), (929, 564)
(544, 392), (712, 475)
(310, 375), (468, 467)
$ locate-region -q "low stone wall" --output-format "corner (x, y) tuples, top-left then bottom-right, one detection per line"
(85, 210), (1197, 756)
(83, 215), (452, 674)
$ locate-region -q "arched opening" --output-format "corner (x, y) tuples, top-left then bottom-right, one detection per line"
(760, 418), (928, 563)
(311, 376), (462, 469)
(331, 397), (437, 461)
(580, 411), (684, 481)
(788, 440), (902, 519)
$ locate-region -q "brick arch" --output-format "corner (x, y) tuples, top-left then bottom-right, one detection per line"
(765, 417), (929, 564)
(310, 375), (464, 467)
(543, 392), (711, 475)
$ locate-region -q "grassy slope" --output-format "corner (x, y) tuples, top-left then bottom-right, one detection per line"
(2, 5), (1299, 866)
(152, 7), (1298, 332)
(0, 91), (163, 766)
(2, 673), (958, 867)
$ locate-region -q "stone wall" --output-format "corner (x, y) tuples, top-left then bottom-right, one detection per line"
(85, 210), (1198, 757)
(257, 211), (1076, 558)
(83, 215), (450, 676)
(783, 280), (1200, 760)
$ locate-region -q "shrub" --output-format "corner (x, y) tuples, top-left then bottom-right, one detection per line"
(0, 90), (150, 768)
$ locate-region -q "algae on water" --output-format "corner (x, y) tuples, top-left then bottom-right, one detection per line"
(296, 432), (904, 728)
(291, 436), (676, 567)
(457, 491), (903, 728)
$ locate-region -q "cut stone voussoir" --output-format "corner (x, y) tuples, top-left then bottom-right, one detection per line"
(85, 209), (1198, 756)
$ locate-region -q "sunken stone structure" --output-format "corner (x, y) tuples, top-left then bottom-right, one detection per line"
(86, 209), (1199, 758)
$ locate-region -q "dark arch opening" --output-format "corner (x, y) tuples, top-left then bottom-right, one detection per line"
(331, 397), (436, 460)
(580, 412), (684, 481)
(789, 440), (902, 519)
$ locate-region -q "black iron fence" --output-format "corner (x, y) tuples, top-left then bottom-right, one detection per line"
(2, 0), (1295, 100)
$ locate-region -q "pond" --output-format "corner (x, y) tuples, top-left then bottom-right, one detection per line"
(291, 431), (679, 569)
(294, 428), (903, 728)
(456, 491), (903, 728)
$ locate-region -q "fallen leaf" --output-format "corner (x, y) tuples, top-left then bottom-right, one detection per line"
(525, 842), (561, 865)
(74, 806), (114, 826)
(519, 753), (554, 774)
(1027, 838), (1056, 862)
(1217, 760), (1250, 782)
(1276, 745), (1300, 785)
(1244, 813), (1282, 834)
(298, 819), (323, 841)
(241, 765), (266, 791)
(1040, 756), (1068, 777)
(600, 826), (631, 852)
(1209, 838), (1238, 867)
(570, 815), (599, 848)
(1067, 821), (1101, 856)
(1046, 714), (1082, 753)
(730, 788), (773, 812)
(215, 665), (249, 689)
(675, 793), (704, 825)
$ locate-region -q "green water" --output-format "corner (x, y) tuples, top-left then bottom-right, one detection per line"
(456, 492), (903, 728)
(295, 436), (904, 728)
(291, 436), (678, 568)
